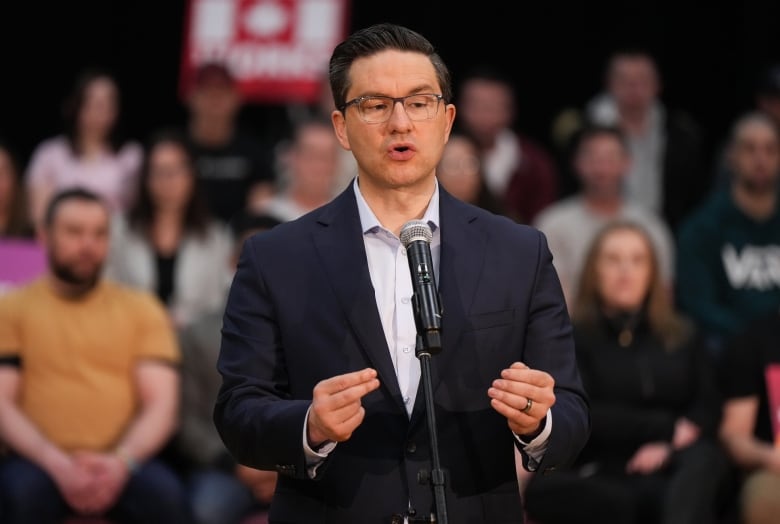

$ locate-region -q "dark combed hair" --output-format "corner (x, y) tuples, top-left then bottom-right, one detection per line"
(328, 23), (452, 111)
(454, 64), (517, 105)
(128, 127), (211, 237)
(44, 187), (107, 227)
(571, 123), (629, 158)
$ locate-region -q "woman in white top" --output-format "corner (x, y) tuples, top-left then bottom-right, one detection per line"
(105, 128), (233, 330)
(25, 68), (142, 231)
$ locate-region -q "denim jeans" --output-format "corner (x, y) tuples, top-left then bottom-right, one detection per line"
(188, 469), (256, 524)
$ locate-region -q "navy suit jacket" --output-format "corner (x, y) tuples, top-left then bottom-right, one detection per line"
(214, 183), (590, 523)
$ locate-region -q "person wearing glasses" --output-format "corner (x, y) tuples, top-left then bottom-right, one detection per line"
(213, 23), (590, 524)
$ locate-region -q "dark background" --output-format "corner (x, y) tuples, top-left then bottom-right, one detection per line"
(2, 1), (780, 173)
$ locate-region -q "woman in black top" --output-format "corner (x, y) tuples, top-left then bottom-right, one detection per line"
(524, 219), (729, 524)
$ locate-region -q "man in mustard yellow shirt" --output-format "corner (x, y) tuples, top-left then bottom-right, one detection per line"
(0, 188), (189, 523)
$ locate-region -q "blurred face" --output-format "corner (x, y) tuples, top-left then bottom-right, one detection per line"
(289, 124), (341, 198)
(575, 133), (630, 197)
(595, 228), (653, 311)
(78, 76), (119, 137)
(729, 118), (780, 193)
(332, 49), (455, 193)
(46, 199), (110, 288)
(188, 78), (240, 123)
(0, 149), (15, 209)
(607, 55), (659, 114)
(437, 135), (482, 203)
(457, 79), (514, 147)
(147, 142), (195, 211)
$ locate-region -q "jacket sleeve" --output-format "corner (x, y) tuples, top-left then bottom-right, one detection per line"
(213, 235), (312, 479)
(521, 230), (591, 472)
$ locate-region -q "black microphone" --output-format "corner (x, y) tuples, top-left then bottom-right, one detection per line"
(400, 220), (442, 355)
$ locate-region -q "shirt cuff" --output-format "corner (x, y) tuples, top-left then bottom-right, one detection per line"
(514, 409), (552, 471)
(303, 405), (337, 478)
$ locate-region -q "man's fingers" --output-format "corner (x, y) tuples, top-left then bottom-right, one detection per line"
(309, 368), (380, 443)
(330, 406), (367, 442)
(491, 378), (555, 405)
(317, 368), (379, 395)
(501, 366), (555, 388)
(313, 368), (380, 407)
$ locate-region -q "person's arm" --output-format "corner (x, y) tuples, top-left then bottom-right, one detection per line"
(720, 396), (780, 473)
(214, 234), (316, 478)
(113, 360), (179, 467)
(514, 230), (590, 471)
(675, 216), (742, 337)
(0, 364), (98, 512)
(682, 331), (722, 439)
(0, 365), (72, 476)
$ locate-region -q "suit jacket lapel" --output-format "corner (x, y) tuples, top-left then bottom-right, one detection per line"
(312, 187), (405, 410)
(410, 190), (487, 426)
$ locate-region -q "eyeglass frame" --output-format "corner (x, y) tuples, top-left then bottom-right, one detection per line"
(339, 93), (445, 123)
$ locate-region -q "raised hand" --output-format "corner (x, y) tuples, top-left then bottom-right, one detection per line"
(488, 362), (556, 437)
(307, 368), (381, 447)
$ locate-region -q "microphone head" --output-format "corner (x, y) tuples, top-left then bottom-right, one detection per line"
(400, 220), (433, 247)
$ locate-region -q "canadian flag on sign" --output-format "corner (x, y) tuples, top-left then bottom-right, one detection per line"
(180, 0), (350, 103)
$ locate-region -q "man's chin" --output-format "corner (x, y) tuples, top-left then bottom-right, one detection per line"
(738, 177), (778, 196)
(51, 267), (102, 290)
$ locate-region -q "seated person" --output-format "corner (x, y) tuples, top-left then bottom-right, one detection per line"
(0, 188), (189, 523)
(719, 310), (780, 524)
(524, 220), (728, 524)
(172, 209), (280, 524)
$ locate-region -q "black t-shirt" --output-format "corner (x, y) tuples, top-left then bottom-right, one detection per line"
(721, 312), (780, 444)
(187, 129), (276, 224)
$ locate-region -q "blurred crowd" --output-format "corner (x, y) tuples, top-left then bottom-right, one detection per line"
(1, 48), (780, 524)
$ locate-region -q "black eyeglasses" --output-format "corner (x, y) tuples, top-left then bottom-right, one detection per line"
(340, 94), (444, 124)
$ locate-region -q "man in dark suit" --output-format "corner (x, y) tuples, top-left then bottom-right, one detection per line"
(214, 23), (590, 523)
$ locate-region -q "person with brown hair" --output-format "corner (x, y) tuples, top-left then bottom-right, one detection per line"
(182, 61), (277, 225)
(436, 127), (507, 217)
(0, 140), (34, 239)
(524, 220), (728, 524)
(25, 68), (143, 233)
(455, 66), (560, 225)
(104, 128), (234, 330)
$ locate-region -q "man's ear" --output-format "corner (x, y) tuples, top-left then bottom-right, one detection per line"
(331, 111), (351, 151)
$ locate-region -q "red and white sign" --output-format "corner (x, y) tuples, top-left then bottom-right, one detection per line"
(180, 0), (350, 103)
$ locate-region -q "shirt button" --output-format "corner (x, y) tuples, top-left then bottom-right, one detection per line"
(401, 297), (410, 304)
(401, 249), (407, 257)
(403, 396), (410, 403)
(403, 346), (411, 353)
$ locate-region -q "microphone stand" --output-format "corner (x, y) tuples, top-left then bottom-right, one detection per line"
(415, 333), (448, 524)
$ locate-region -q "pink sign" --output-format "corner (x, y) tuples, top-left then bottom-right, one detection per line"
(0, 239), (46, 295)
(180, 0), (350, 104)
(765, 363), (780, 448)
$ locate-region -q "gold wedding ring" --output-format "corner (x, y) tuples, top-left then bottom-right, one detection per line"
(521, 397), (533, 414)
